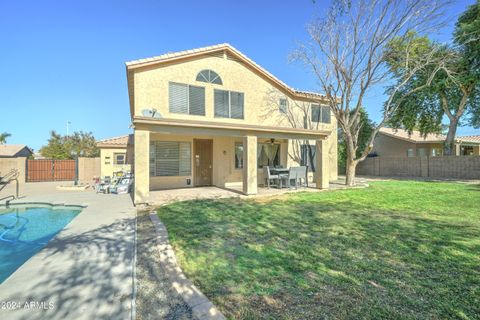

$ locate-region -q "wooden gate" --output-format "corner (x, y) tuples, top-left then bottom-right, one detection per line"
(27, 159), (77, 182)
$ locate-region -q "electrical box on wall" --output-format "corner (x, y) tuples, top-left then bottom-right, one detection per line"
(186, 178), (191, 185)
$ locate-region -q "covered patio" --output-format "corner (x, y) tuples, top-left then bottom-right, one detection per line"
(133, 117), (333, 204)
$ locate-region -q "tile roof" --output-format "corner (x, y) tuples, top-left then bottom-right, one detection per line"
(97, 135), (133, 148)
(126, 43), (231, 67)
(458, 135), (480, 143)
(379, 128), (446, 143)
(0, 144), (31, 157)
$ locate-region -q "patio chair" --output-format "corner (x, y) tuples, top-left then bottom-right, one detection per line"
(264, 166), (281, 188)
(280, 167), (298, 189)
(296, 166), (308, 188)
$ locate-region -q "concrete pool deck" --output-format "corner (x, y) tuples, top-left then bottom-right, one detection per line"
(0, 182), (136, 320)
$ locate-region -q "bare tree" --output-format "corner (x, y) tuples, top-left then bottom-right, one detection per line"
(293, 0), (452, 185)
(261, 89), (324, 169)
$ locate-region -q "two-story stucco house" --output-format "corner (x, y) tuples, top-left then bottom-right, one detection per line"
(126, 44), (338, 204)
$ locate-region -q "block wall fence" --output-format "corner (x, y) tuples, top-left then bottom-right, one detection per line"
(357, 156), (480, 179)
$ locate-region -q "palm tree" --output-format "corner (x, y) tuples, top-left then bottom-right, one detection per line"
(0, 132), (11, 144)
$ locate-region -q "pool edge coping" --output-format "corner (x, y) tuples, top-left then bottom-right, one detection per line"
(0, 201), (88, 210)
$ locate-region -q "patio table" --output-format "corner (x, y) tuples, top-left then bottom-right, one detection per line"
(270, 168), (289, 175)
(270, 168), (290, 188)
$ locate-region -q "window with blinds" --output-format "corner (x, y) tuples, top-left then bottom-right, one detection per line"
(169, 82), (205, 116)
(311, 104), (331, 124)
(149, 141), (191, 176)
(230, 91), (244, 119)
(214, 89), (229, 118)
(214, 89), (244, 119)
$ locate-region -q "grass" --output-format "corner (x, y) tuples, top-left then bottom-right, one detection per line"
(156, 181), (480, 319)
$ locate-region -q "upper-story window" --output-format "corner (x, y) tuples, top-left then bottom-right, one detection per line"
(196, 70), (223, 85)
(311, 104), (331, 124)
(169, 82), (205, 116)
(114, 153), (126, 165)
(214, 89), (244, 119)
(279, 98), (288, 113)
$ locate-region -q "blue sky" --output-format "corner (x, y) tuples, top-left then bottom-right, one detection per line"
(0, 0), (477, 151)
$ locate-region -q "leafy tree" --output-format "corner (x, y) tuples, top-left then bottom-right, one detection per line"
(0, 132), (11, 144)
(40, 131), (99, 159)
(455, 0), (480, 128)
(40, 131), (70, 159)
(387, 2), (480, 155)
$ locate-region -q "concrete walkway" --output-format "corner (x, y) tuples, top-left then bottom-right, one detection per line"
(0, 182), (136, 320)
(146, 177), (369, 206)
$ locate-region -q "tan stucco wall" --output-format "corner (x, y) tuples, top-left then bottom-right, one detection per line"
(131, 52), (339, 197)
(134, 129), (150, 203)
(146, 133), (335, 191)
(0, 157), (26, 184)
(100, 147), (132, 178)
(372, 134), (416, 157)
(78, 157), (100, 182)
(133, 55), (334, 131)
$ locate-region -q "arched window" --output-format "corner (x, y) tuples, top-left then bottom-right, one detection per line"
(196, 69), (222, 85)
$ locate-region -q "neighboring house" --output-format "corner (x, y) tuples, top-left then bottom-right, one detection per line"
(372, 128), (480, 157)
(97, 135), (134, 178)
(126, 43), (338, 204)
(33, 152), (46, 160)
(0, 144), (33, 158)
(457, 135), (480, 156)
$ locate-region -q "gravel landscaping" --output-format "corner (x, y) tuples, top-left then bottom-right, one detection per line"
(135, 211), (194, 320)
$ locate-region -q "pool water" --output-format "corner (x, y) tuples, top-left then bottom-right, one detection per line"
(0, 205), (82, 283)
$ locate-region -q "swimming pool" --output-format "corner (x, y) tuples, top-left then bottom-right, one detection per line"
(0, 204), (82, 283)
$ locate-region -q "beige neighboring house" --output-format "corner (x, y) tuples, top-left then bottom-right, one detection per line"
(97, 135), (133, 178)
(0, 144), (33, 158)
(457, 135), (480, 155)
(126, 43), (338, 204)
(372, 128), (480, 157)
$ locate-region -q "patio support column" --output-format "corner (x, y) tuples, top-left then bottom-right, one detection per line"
(134, 128), (150, 204)
(243, 135), (257, 195)
(315, 139), (329, 189)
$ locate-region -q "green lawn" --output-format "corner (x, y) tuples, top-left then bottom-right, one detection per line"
(157, 181), (480, 319)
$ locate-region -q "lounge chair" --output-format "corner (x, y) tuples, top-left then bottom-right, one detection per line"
(110, 177), (133, 194)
